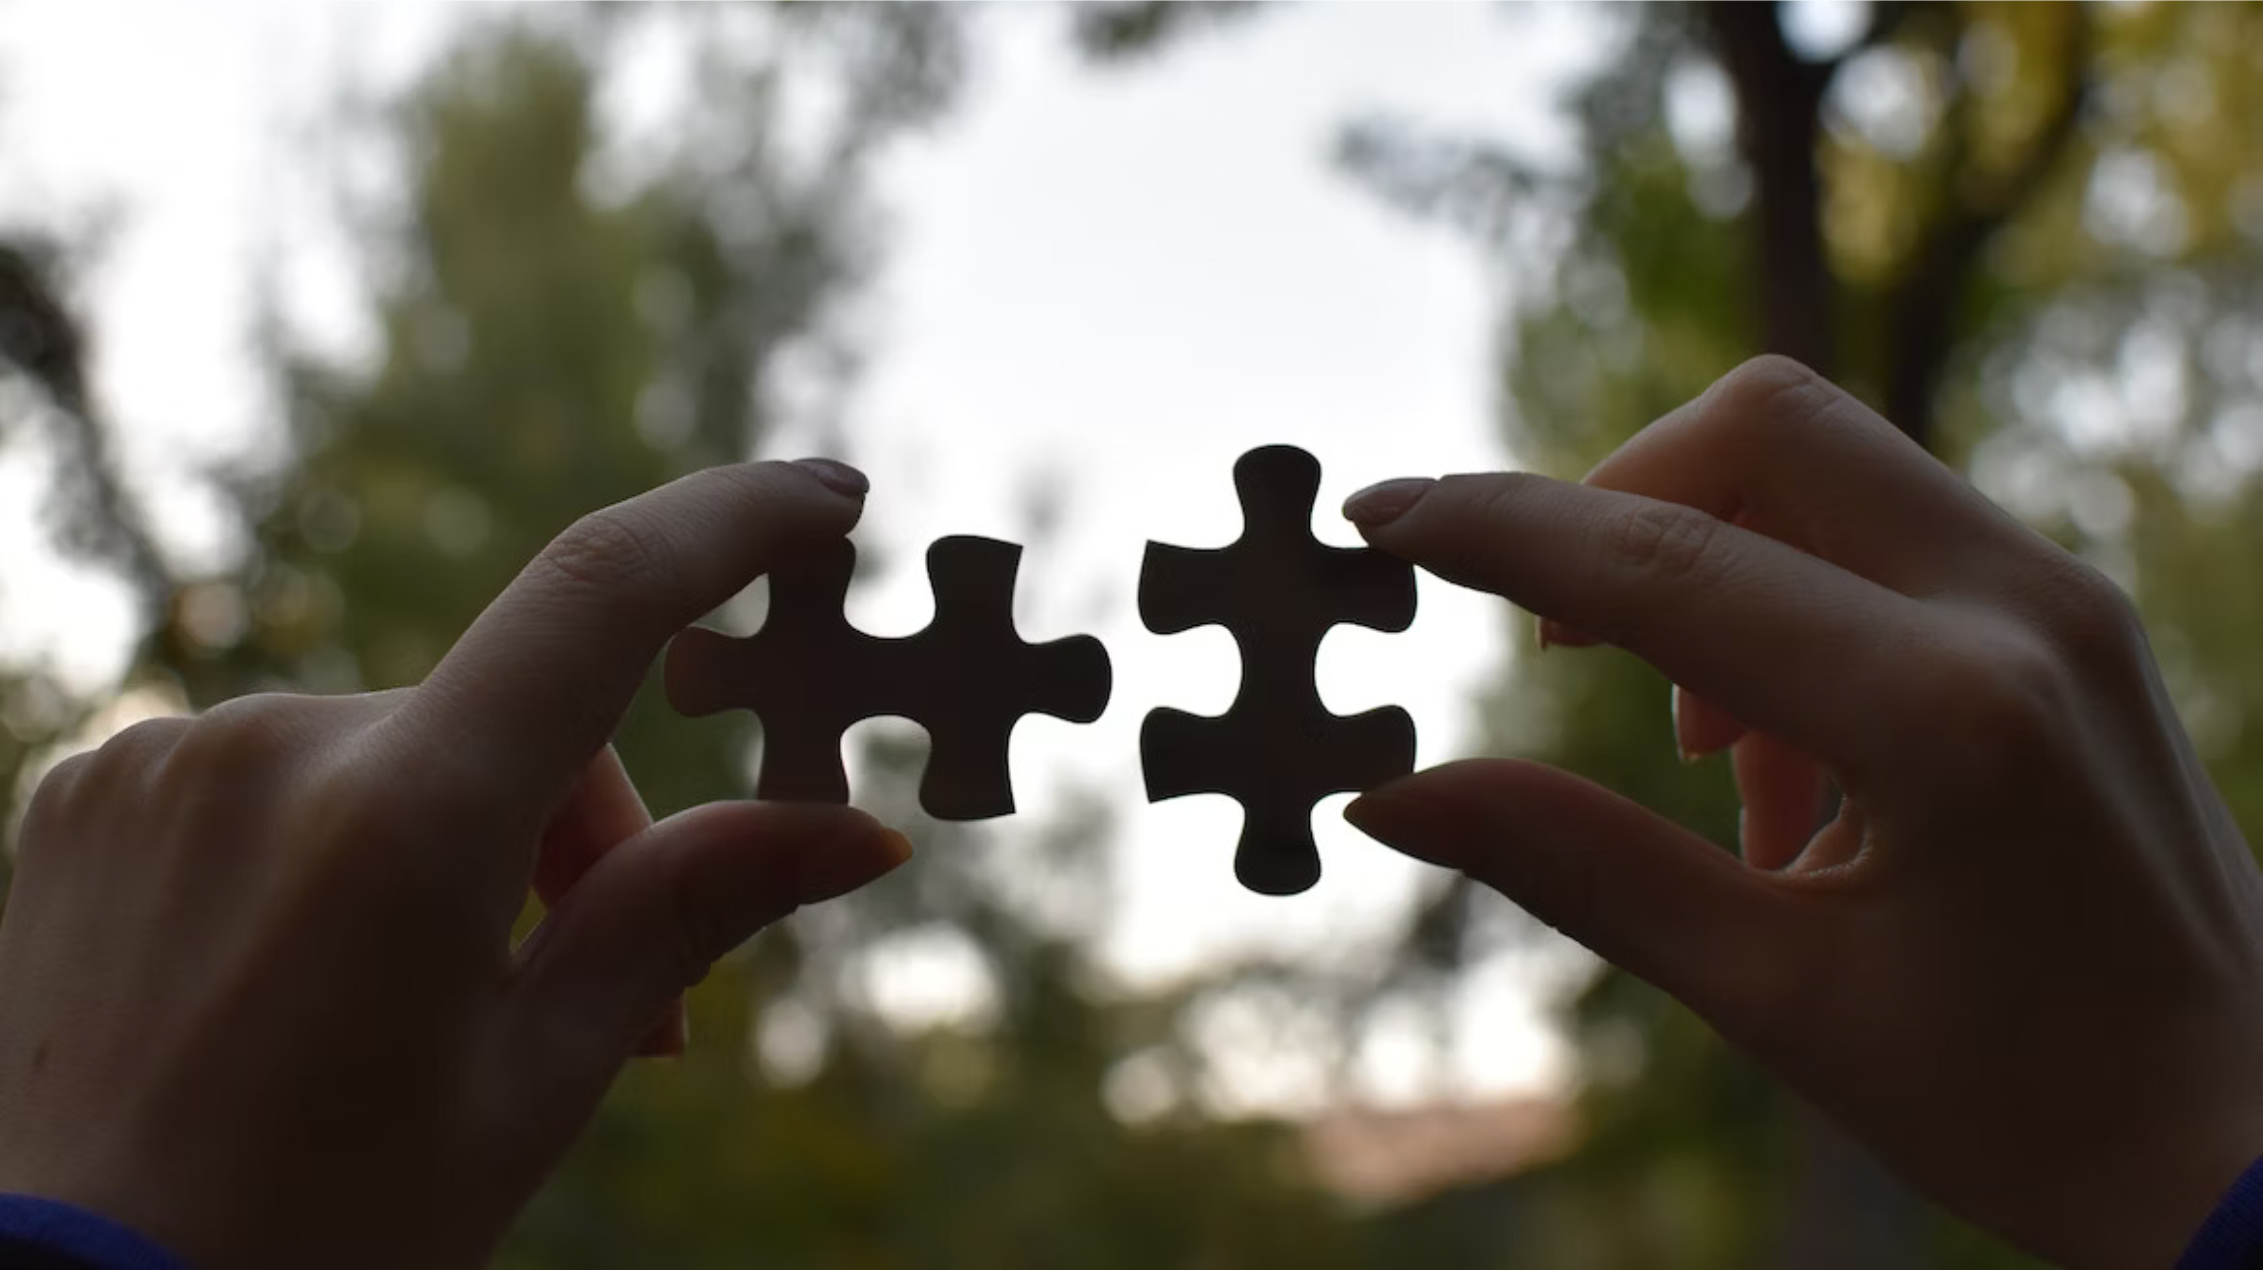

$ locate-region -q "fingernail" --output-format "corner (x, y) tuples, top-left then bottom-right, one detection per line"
(635, 1000), (688, 1059)
(1345, 792), (1462, 872)
(791, 457), (869, 498)
(1344, 789), (1413, 843)
(1343, 793), (1388, 838)
(1536, 618), (1598, 650)
(1671, 688), (1703, 764)
(1342, 477), (1435, 528)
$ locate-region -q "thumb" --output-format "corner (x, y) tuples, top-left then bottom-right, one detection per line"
(1347, 759), (1811, 1040)
(504, 801), (911, 1100)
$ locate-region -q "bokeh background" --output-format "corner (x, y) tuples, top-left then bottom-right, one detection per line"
(3, 1), (2260, 1264)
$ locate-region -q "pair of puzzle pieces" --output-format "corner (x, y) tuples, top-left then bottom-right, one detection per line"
(664, 445), (1415, 895)
(667, 535), (1112, 820)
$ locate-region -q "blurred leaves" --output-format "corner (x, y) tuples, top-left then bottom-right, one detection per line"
(7, 1), (2263, 1266)
(1068, 2), (1263, 64)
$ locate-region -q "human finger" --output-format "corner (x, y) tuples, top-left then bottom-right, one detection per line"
(1536, 617), (1603, 651)
(528, 747), (686, 1057)
(1348, 473), (1928, 779)
(396, 459), (866, 816)
(1345, 759), (1818, 1040)
(1586, 356), (2036, 596)
(1672, 684), (1747, 761)
(1732, 730), (1828, 871)
(502, 802), (910, 1124)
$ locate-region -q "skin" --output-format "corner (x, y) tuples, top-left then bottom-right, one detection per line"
(1, 359), (2258, 1264)
(0, 458), (912, 1266)
(1343, 356), (2263, 1267)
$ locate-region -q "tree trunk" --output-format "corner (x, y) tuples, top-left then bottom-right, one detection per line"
(1701, 4), (1930, 1264)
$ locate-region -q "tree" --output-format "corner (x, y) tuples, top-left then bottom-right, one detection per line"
(126, 12), (1393, 1264)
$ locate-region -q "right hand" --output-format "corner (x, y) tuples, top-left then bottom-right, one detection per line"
(1342, 356), (2263, 1266)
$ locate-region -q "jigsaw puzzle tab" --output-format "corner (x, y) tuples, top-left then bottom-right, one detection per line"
(666, 535), (1111, 820)
(1139, 444), (1417, 896)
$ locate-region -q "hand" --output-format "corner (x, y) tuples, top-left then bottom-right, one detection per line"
(1342, 357), (2263, 1266)
(0, 459), (910, 1265)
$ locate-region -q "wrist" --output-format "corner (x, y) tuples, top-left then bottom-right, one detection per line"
(2069, 1079), (2263, 1266)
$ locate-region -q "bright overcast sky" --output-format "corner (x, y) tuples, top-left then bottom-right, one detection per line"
(0, 2), (1623, 1106)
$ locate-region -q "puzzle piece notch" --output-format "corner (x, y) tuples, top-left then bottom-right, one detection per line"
(666, 535), (1111, 820)
(1143, 702), (1413, 896)
(1138, 444), (1418, 896)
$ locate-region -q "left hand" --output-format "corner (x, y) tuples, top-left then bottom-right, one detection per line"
(0, 459), (909, 1265)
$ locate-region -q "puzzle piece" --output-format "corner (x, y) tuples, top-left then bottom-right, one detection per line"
(1140, 445), (1417, 896)
(665, 536), (1111, 820)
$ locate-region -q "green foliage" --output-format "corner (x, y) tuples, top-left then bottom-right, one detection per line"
(1068, 2), (1264, 64)
(507, 963), (1373, 1267)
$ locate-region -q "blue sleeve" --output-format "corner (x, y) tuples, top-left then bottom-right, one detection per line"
(2182, 1154), (2263, 1269)
(0, 1194), (182, 1269)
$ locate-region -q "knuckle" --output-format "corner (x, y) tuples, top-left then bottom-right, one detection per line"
(19, 753), (93, 847)
(1913, 627), (2073, 784)
(1710, 354), (1828, 415)
(1705, 356), (1851, 450)
(1452, 471), (1550, 536)
(2031, 557), (2147, 673)
(177, 694), (310, 769)
(1900, 558), (2152, 796)
(540, 506), (668, 596)
(1451, 469), (1546, 515)
(87, 716), (191, 796)
(1609, 502), (1724, 586)
(24, 719), (185, 867)
(95, 715), (191, 766)
(155, 694), (323, 808)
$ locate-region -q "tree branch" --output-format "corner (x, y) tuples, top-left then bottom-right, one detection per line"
(1881, 1), (2092, 446)
(0, 241), (176, 608)
(1701, 1), (1838, 375)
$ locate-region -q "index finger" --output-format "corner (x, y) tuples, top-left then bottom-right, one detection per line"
(395, 459), (867, 813)
(1584, 356), (2042, 597)
(1351, 472), (1930, 778)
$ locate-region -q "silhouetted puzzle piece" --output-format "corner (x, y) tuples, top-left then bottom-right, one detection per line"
(1140, 445), (1417, 896)
(665, 536), (1111, 820)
